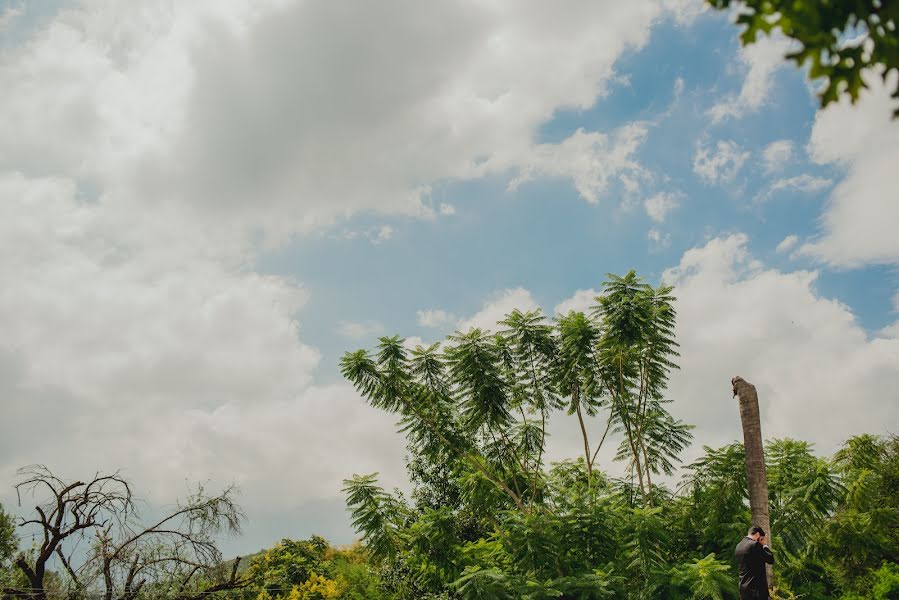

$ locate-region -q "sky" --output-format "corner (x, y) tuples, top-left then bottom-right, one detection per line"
(1, 0), (898, 556)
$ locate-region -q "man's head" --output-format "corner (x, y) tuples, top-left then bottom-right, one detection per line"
(748, 525), (765, 541)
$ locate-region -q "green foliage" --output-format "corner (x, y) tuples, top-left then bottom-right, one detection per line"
(808, 435), (899, 595)
(669, 553), (738, 600)
(683, 443), (749, 557)
(341, 475), (407, 562)
(0, 504), (20, 592)
(452, 565), (613, 600)
(0, 503), (16, 565)
(872, 562), (899, 599)
(247, 537), (332, 594)
(243, 538), (394, 600)
(620, 506), (670, 598)
(337, 272), (898, 599)
(342, 271), (690, 517)
(708, 0), (899, 117)
(767, 439), (844, 554)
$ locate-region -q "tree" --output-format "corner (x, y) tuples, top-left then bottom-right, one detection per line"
(0, 505), (15, 568)
(592, 273), (690, 506)
(340, 272), (696, 597)
(2, 466), (248, 600)
(0, 504), (18, 593)
(708, 0), (899, 117)
(811, 434), (899, 595)
(765, 439), (843, 554)
(682, 443), (749, 558)
(731, 377), (773, 589)
(341, 272), (691, 518)
(246, 536), (331, 596)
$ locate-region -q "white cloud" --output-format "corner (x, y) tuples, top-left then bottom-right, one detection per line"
(458, 288), (541, 332)
(554, 288), (598, 316)
(776, 234), (798, 254)
(439, 203), (456, 216)
(761, 139), (794, 173)
(336, 320), (385, 340)
(662, 234), (899, 455)
(760, 173), (832, 201)
(370, 225), (395, 244)
(0, 173), (410, 509)
(0, 0), (695, 239)
(801, 72), (899, 267)
(644, 191), (680, 223)
(402, 335), (429, 351)
(708, 36), (792, 122)
(509, 124), (649, 203)
(693, 139), (750, 184)
(0, 2), (24, 31)
(648, 227), (671, 250)
(417, 309), (458, 329)
(0, 174), (320, 410)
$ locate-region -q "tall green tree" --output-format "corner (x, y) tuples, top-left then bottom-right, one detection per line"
(593, 272), (689, 506)
(341, 272), (691, 516)
(340, 272), (695, 598)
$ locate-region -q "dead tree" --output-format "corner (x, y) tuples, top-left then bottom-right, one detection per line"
(2, 466), (250, 600)
(732, 376), (773, 589)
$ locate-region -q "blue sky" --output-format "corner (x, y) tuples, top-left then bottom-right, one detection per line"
(1, 0), (898, 553)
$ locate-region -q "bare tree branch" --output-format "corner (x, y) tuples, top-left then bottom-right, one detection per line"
(9, 467), (244, 600)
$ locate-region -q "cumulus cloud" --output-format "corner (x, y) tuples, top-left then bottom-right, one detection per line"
(759, 174), (832, 202)
(417, 309), (458, 329)
(0, 0), (697, 238)
(370, 225), (395, 244)
(648, 228), (671, 251)
(801, 72), (899, 266)
(707, 36), (792, 122)
(458, 288), (541, 332)
(554, 289), (598, 316)
(0, 170), (409, 546)
(762, 139), (794, 173)
(0, 2), (24, 31)
(644, 191), (680, 223)
(693, 139), (749, 184)
(509, 124), (649, 203)
(0, 174), (318, 411)
(0, 172), (411, 500)
(776, 234), (798, 254)
(662, 234), (899, 454)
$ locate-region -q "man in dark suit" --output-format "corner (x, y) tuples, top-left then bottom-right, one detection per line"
(734, 525), (775, 599)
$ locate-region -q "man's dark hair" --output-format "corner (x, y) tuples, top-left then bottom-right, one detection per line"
(748, 525), (765, 537)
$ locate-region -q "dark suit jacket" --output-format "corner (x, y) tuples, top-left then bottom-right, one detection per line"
(734, 536), (775, 598)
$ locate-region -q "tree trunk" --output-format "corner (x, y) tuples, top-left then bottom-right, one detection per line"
(732, 376), (773, 589)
